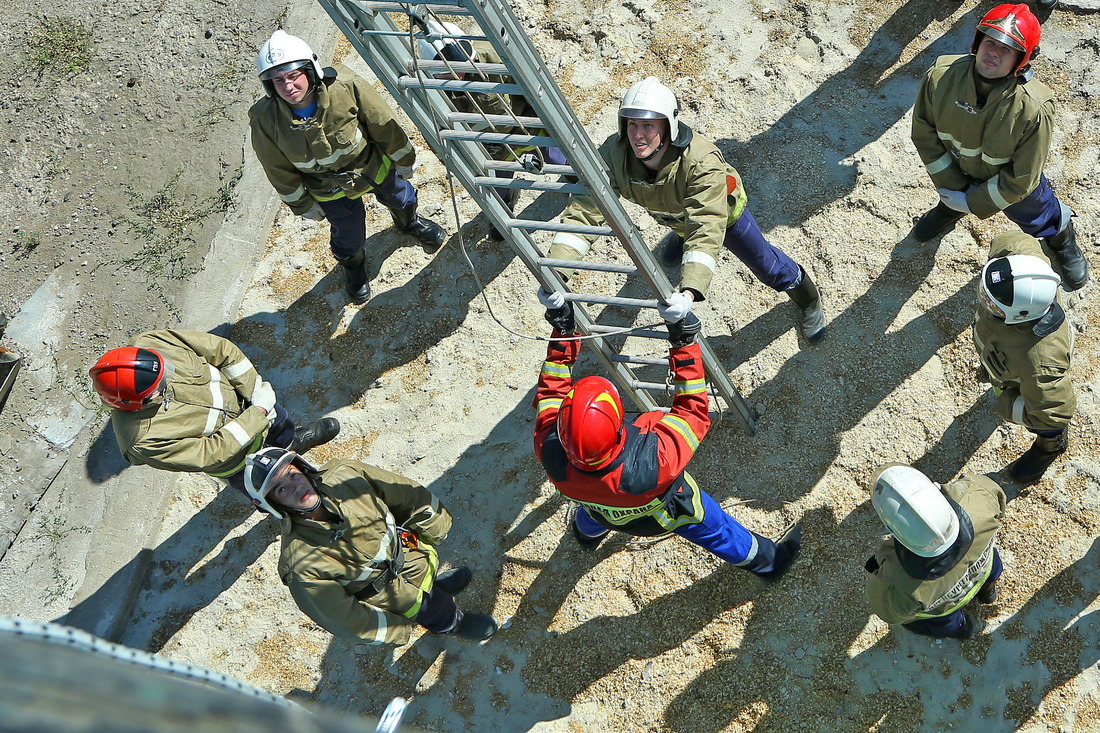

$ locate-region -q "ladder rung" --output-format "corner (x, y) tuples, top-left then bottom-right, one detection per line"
(399, 77), (523, 95)
(609, 354), (667, 367)
(486, 161), (574, 175)
(506, 219), (612, 236)
(589, 325), (667, 339)
(472, 177), (585, 194)
(407, 60), (511, 76)
(440, 130), (558, 147)
(449, 112), (545, 128)
(634, 380), (719, 397)
(565, 293), (657, 309)
(537, 257), (637, 275)
(360, 0), (470, 11)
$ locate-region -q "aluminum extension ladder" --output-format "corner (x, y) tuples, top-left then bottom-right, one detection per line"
(313, 0), (756, 433)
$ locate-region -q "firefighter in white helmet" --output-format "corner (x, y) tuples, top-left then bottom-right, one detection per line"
(249, 30), (447, 305)
(865, 464), (1006, 639)
(543, 76), (825, 343)
(973, 231), (1076, 483)
(244, 446), (498, 647)
(909, 4), (1087, 291)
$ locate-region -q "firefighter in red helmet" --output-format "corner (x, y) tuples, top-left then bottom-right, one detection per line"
(909, 4), (1087, 291)
(532, 300), (801, 577)
(90, 329), (339, 489)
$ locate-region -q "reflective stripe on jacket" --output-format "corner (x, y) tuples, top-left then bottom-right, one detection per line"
(547, 131), (747, 299)
(279, 459), (452, 646)
(865, 474), (1006, 625)
(912, 54), (1055, 219)
(249, 64), (416, 215)
(972, 232), (1075, 432)
(533, 335), (712, 536)
(110, 329), (269, 475)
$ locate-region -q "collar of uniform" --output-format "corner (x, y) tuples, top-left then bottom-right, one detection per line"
(289, 491), (350, 541)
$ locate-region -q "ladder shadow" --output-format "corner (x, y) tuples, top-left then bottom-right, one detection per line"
(713, 0), (978, 230)
(227, 218), (518, 417)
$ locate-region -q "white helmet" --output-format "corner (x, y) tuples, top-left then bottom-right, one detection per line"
(257, 30), (324, 98)
(415, 21), (476, 66)
(871, 464), (959, 558)
(980, 254), (1060, 324)
(618, 77), (688, 148)
(243, 446), (318, 519)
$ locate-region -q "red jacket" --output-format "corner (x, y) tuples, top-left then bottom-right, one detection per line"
(533, 334), (711, 536)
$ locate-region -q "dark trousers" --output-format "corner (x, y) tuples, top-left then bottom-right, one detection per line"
(1003, 174), (1065, 240)
(318, 165), (419, 260)
(903, 549), (1003, 638)
(724, 207), (802, 292)
(415, 584), (459, 633)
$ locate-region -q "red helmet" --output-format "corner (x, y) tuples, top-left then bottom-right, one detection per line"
(972, 4), (1041, 77)
(89, 346), (166, 410)
(557, 376), (626, 470)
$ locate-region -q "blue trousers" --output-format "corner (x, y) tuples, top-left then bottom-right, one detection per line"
(575, 490), (758, 565)
(903, 548), (1003, 638)
(318, 165), (419, 260)
(724, 207), (802, 292)
(1002, 174), (1065, 240)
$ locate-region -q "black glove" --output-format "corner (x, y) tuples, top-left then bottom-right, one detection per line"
(667, 312), (701, 347)
(544, 301), (576, 334)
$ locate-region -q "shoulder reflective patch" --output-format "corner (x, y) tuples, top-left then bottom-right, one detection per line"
(660, 414), (699, 450)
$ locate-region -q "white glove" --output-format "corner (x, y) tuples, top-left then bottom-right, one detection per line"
(396, 164), (415, 181)
(302, 202), (326, 221)
(937, 188), (970, 214)
(657, 291), (693, 323)
(537, 288), (565, 309)
(251, 380), (277, 423)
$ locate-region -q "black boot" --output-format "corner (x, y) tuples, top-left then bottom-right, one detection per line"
(911, 202), (966, 242)
(743, 524), (802, 581)
(786, 267), (826, 343)
(434, 567), (472, 595)
(660, 234), (684, 267)
(977, 576), (998, 604)
(1009, 430), (1069, 483)
(449, 610), (498, 642)
(338, 250), (370, 304)
(1046, 219), (1088, 291)
(289, 417), (341, 454)
(404, 216), (446, 251)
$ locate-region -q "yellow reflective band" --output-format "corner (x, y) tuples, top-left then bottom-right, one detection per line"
(206, 433), (264, 477)
(402, 543), (439, 619)
(541, 361), (571, 378)
(673, 377), (707, 395)
(537, 397), (563, 415)
(660, 415), (699, 450)
(653, 473), (705, 532)
(374, 155), (392, 185)
(594, 392), (622, 419)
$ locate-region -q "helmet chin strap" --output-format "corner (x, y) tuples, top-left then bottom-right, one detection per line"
(640, 136), (666, 162)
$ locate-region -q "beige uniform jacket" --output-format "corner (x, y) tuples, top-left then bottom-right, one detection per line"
(972, 232), (1075, 432)
(912, 54), (1055, 219)
(279, 459), (452, 646)
(866, 474), (1006, 625)
(110, 330), (269, 475)
(547, 131), (748, 299)
(249, 64), (416, 215)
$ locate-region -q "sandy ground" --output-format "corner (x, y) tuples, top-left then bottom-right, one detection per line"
(31, 0), (1100, 731)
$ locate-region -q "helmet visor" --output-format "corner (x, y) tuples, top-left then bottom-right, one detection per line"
(260, 59), (311, 81)
(619, 108), (664, 120)
(979, 283), (1006, 319)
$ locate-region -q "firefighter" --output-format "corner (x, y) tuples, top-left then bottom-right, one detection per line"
(544, 77), (825, 343)
(910, 4), (1087, 291)
(89, 329), (339, 486)
(414, 20), (568, 240)
(249, 30), (447, 305)
(973, 231), (1076, 483)
(243, 447), (497, 647)
(865, 464), (1006, 640)
(532, 296), (801, 576)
